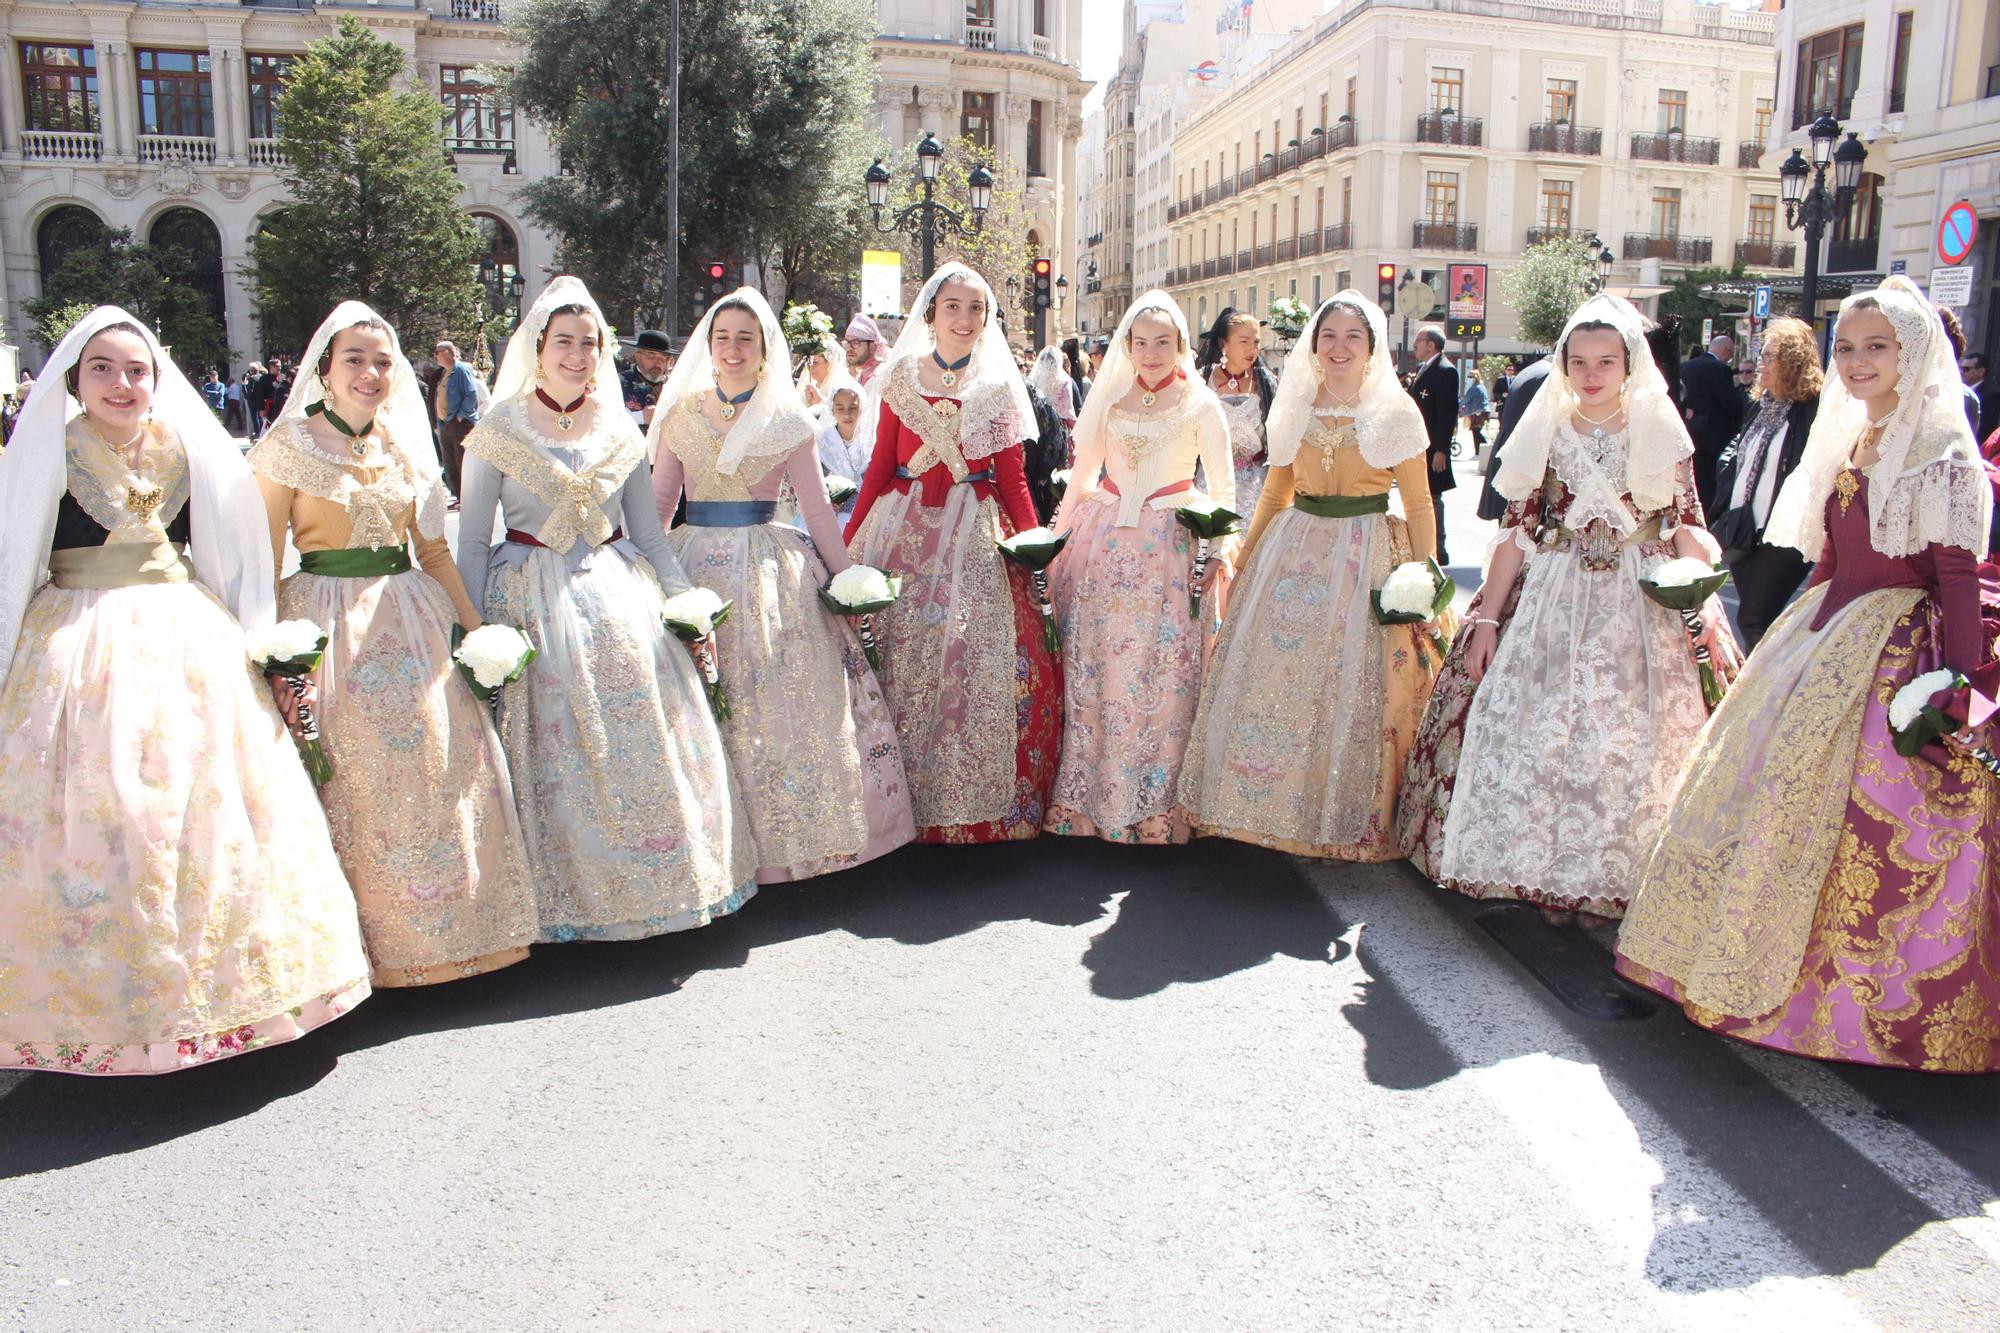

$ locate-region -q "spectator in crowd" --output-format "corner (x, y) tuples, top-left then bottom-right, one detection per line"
(200, 369), (227, 417)
(621, 329), (675, 431)
(1404, 326), (1459, 563)
(1460, 368), (1490, 454)
(1476, 354), (1550, 521)
(842, 315), (884, 387)
(1939, 310), (1988, 438)
(1963, 351), (1998, 442)
(225, 372), (249, 436)
(244, 361), (273, 436)
(1678, 332), (1742, 511)
(432, 339), (479, 503)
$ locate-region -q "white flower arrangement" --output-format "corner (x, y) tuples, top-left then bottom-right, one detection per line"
(782, 303), (837, 363)
(454, 624), (537, 691)
(1269, 295), (1311, 339)
(1890, 669), (1961, 732)
(1377, 561), (1441, 619)
(1647, 556), (1723, 589)
(247, 619), (328, 669)
(827, 565), (895, 608)
(824, 474), (859, 506)
(661, 587), (730, 638)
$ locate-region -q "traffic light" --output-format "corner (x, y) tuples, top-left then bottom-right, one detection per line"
(707, 261), (727, 298)
(1031, 257), (1053, 309)
(1377, 263), (1397, 314)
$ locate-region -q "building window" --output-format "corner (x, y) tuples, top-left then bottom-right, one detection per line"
(20, 42), (98, 134)
(1340, 175), (1352, 224)
(1344, 76), (1356, 120)
(1027, 99), (1045, 176)
(136, 48), (214, 139)
(967, 0), (995, 27)
(1248, 286), (1258, 315)
(1428, 67), (1463, 114)
(150, 207), (225, 322)
(1539, 179), (1573, 231)
(1314, 185), (1326, 230)
(960, 91), (993, 149)
(1651, 187), (1682, 238)
(1546, 78), (1577, 123)
(1833, 173), (1882, 242)
(247, 54), (292, 141)
(1313, 273), (1323, 304)
(1753, 96), (1773, 145)
(1290, 195), (1300, 238)
(1795, 23), (1864, 126)
(1253, 130), (1261, 162)
(1748, 195), (1776, 244)
(1318, 92), (1328, 132)
(1425, 171), (1459, 225)
(1657, 88), (1687, 133)
(37, 204), (107, 282)
(1888, 12), (1913, 114)
(441, 65), (513, 152)
(1032, 0), (1047, 38)
(1335, 269), (1350, 293)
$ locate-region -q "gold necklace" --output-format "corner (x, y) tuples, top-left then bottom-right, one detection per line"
(83, 416), (164, 522)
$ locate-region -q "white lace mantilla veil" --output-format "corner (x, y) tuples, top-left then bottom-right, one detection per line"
(265, 299), (449, 541)
(1069, 289), (1206, 468)
(1763, 274), (1991, 561)
(853, 261), (1036, 465)
(1263, 290), (1425, 471)
(1490, 292), (1692, 516)
(648, 285), (818, 476)
(1029, 345), (1069, 402)
(797, 335), (849, 411)
(490, 275), (631, 431)
(0, 305), (274, 689)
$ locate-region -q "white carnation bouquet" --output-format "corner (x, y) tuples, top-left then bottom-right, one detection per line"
(819, 564), (903, 669)
(1174, 497), (1242, 619)
(452, 623), (537, 702)
(1268, 295), (1310, 340)
(996, 526), (1069, 655)
(661, 587), (732, 720)
(1371, 558), (1454, 656)
(824, 473), (859, 507)
(1640, 556), (1732, 710)
(782, 303), (837, 364)
(1888, 669), (2000, 775)
(248, 619), (332, 786)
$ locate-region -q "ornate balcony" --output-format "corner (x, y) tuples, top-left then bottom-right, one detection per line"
(1415, 112), (1482, 147)
(1413, 221), (1478, 251)
(1528, 122), (1601, 156)
(1275, 237), (1296, 263)
(1297, 230), (1322, 258)
(1737, 140), (1766, 169)
(963, 20), (996, 51)
(1031, 34), (1053, 60)
(21, 129), (101, 161)
(1323, 222), (1352, 252)
(448, 0), (503, 19)
(138, 134), (217, 165)
(1325, 118), (1358, 152)
(1623, 233), (1713, 263)
(1525, 226), (1577, 248)
(1734, 240), (1796, 268)
(1827, 234), (1880, 273)
(248, 138), (287, 167)
(1236, 248), (1253, 271)
(1630, 132), (1720, 165)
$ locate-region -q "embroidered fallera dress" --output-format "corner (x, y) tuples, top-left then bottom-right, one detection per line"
(458, 396), (756, 938)
(251, 417), (537, 986)
(1181, 412), (1446, 859)
(0, 419), (370, 1074)
(1045, 388), (1234, 843)
(1617, 466), (1999, 1071)
(1400, 422), (1723, 917)
(1217, 387), (1267, 514)
(653, 397), (913, 883)
(844, 358), (1062, 844)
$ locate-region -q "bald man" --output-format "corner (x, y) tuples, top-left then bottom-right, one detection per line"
(1679, 333), (1742, 512)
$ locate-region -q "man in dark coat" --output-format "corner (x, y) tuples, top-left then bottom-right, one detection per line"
(1405, 327), (1458, 563)
(1679, 333), (1741, 512)
(1476, 355), (1551, 522)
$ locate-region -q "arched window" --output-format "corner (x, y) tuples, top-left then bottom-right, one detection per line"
(149, 207), (224, 322)
(470, 212), (521, 317)
(36, 204), (108, 285)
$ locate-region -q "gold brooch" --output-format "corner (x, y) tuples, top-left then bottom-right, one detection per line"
(1833, 467), (1860, 516)
(934, 399), (960, 418)
(126, 484), (164, 522)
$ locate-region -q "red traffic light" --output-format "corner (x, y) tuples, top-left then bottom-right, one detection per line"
(1376, 263), (1396, 282)
(708, 262), (726, 280)
(1032, 258), (1052, 275)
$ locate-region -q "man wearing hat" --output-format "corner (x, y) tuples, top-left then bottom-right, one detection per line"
(622, 329), (677, 430)
(843, 315), (884, 387)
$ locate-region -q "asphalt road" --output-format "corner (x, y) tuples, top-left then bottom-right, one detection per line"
(5, 464), (1995, 1331)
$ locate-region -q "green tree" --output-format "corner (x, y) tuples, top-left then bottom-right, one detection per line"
(505, 0), (879, 330)
(1661, 263), (1746, 353)
(879, 136), (1038, 333)
(249, 16), (482, 354)
(26, 230), (232, 372)
(1499, 235), (1599, 347)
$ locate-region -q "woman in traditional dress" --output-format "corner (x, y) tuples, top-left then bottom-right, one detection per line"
(649, 288), (913, 882)
(250, 302), (537, 987)
(457, 276), (755, 938)
(815, 368), (869, 526)
(1197, 307), (1276, 513)
(1042, 292), (1232, 843)
(1030, 346), (1079, 431)
(0, 308), (369, 1074)
(1180, 292), (1446, 859)
(843, 262), (1061, 843)
(1617, 276), (1998, 1071)
(1397, 294), (1739, 926)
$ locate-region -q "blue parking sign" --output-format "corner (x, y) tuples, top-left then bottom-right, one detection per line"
(1753, 285), (1772, 320)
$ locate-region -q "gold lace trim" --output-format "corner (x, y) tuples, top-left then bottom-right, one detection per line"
(661, 398), (758, 501)
(248, 418), (421, 552)
(64, 418), (189, 542)
(464, 397), (645, 553)
(882, 358), (972, 483)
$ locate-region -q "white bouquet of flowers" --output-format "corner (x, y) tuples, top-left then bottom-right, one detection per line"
(662, 587), (733, 719)
(819, 564), (903, 669)
(1174, 497), (1243, 619)
(782, 303), (837, 364)
(824, 473), (859, 507)
(1371, 559), (1453, 656)
(452, 623), (537, 701)
(997, 527), (1069, 655)
(1268, 295), (1311, 341)
(1887, 669), (1999, 775)
(248, 619), (332, 785)
(1640, 556), (1732, 710)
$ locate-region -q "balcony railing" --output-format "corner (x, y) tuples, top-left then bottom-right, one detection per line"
(1256, 155), (1277, 183)
(1525, 226), (1577, 248)
(1031, 34), (1053, 60)
(138, 134), (217, 165)
(1630, 132), (1720, 164)
(1254, 242), (1273, 267)
(1202, 258), (1218, 280)
(1528, 122), (1601, 156)
(1323, 222), (1352, 252)
(248, 137), (287, 167)
(1237, 248), (1253, 271)
(1827, 234), (1880, 273)
(1415, 112), (1482, 147)
(1237, 166), (1256, 192)
(1217, 253), (1236, 276)
(1734, 240), (1795, 268)
(1623, 233), (1713, 263)
(1297, 230), (1322, 259)
(1275, 237), (1296, 263)
(964, 20), (996, 50)
(448, 0), (503, 19)
(1413, 221), (1478, 251)
(1325, 118), (1358, 152)
(1086, 231), (1104, 248)
(445, 136), (515, 157)
(1278, 144), (1299, 173)
(21, 129), (101, 161)
(1737, 140), (1766, 169)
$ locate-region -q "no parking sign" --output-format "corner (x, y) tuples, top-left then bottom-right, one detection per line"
(1938, 202), (1978, 267)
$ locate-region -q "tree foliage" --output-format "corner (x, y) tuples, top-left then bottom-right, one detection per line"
(506, 0), (879, 331)
(1499, 235), (1599, 347)
(249, 16), (483, 354)
(1661, 263), (1746, 353)
(26, 230), (232, 373)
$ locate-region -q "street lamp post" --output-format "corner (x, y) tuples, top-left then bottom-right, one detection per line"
(865, 131), (993, 284)
(1780, 112), (1867, 334)
(1595, 240), (1616, 292)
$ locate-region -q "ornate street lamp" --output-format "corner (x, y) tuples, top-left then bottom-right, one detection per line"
(1781, 111), (1866, 327)
(1595, 242), (1616, 290)
(865, 130), (990, 282)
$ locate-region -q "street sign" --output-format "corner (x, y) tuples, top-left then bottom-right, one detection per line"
(1447, 264), (1488, 321)
(1404, 282), (1439, 320)
(1930, 264), (1976, 308)
(861, 249), (902, 318)
(1702, 317), (1713, 345)
(1889, 259), (1908, 275)
(1938, 202), (1979, 267)
(1753, 285), (1772, 319)
(1448, 319), (1485, 341)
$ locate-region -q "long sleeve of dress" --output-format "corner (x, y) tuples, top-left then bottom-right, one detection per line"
(1240, 464), (1296, 568)
(1933, 541), (1986, 676)
(1393, 452), (1438, 562)
(255, 476), (294, 586)
(991, 444), (1040, 535)
(651, 445), (686, 531)
(843, 401), (904, 542)
(1196, 399), (1237, 518)
(414, 527), (482, 628)
(1052, 413), (1107, 533)
(620, 464), (691, 595)
(785, 443), (853, 574)
(453, 454), (503, 608)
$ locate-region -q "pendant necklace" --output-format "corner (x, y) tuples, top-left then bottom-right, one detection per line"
(318, 402), (378, 459)
(1217, 365), (1250, 394)
(84, 417), (163, 522)
(931, 348), (972, 389)
(1137, 369), (1183, 408)
(713, 383), (755, 422)
(1575, 403), (1622, 442)
(536, 387), (588, 432)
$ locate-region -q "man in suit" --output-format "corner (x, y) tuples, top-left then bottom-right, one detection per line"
(1679, 333), (1741, 513)
(1476, 354), (1551, 521)
(1405, 327), (1458, 563)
